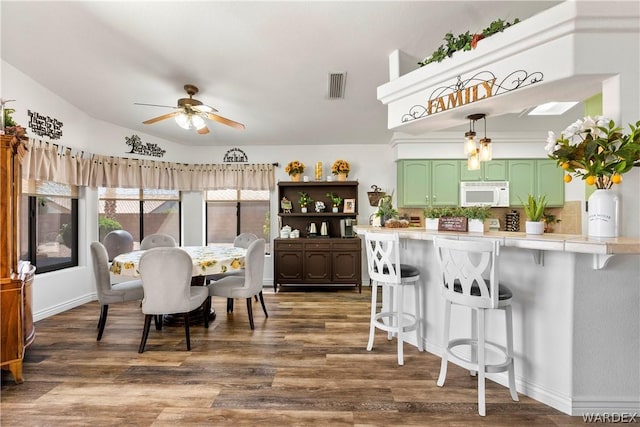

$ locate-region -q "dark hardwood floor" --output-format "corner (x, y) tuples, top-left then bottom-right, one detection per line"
(1, 287), (584, 426)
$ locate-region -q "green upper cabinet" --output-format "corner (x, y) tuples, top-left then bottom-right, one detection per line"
(507, 159), (564, 207)
(398, 160), (431, 207)
(536, 159), (564, 206)
(508, 160), (536, 206)
(397, 160), (459, 207)
(431, 160), (460, 206)
(460, 160), (507, 181)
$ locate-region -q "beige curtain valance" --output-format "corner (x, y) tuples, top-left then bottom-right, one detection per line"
(21, 139), (275, 191)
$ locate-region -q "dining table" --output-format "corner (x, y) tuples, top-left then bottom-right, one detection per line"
(110, 245), (247, 324)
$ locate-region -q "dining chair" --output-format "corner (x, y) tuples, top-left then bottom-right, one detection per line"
(103, 230), (134, 262)
(90, 241), (144, 341)
(140, 233), (177, 250)
(207, 238), (268, 330)
(433, 237), (518, 416)
(232, 232), (258, 249)
(138, 247), (210, 353)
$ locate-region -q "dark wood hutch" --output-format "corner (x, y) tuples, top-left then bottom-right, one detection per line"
(273, 180), (361, 292)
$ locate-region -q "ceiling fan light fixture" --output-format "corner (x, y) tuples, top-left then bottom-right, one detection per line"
(175, 112), (191, 130)
(191, 115), (206, 130)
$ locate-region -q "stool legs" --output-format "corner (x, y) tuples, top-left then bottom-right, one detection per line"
(396, 284), (405, 365)
(437, 300), (451, 387)
(414, 282), (424, 352)
(366, 281), (379, 352)
(477, 308), (486, 416)
(505, 305), (519, 402)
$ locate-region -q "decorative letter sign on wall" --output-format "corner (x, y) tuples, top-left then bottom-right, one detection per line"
(125, 134), (166, 158)
(223, 148), (248, 163)
(401, 69), (544, 123)
(28, 110), (63, 139)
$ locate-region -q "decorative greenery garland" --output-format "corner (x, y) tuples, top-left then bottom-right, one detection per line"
(418, 18), (520, 67)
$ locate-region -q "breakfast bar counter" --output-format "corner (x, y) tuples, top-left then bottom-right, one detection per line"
(355, 225), (640, 416)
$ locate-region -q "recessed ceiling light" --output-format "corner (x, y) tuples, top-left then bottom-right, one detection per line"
(528, 102), (579, 115)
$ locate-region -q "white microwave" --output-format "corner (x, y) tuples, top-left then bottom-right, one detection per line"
(460, 181), (510, 207)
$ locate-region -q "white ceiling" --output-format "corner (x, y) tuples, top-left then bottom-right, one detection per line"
(2, 0), (571, 147)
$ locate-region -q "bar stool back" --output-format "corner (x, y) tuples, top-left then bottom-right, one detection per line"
(433, 237), (518, 416)
(364, 232), (423, 366)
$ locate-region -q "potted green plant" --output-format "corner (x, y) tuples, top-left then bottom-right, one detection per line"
(298, 192), (313, 213)
(375, 194), (398, 226)
(520, 194), (547, 235)
(423, 207), (443, 230)
(463, 205), (492, 233)
(543, 211), (561, 233)
(326, 192), (343, 213)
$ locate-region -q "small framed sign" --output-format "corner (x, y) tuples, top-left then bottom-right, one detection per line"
(438, 216), (468, 232)
(343, 198), (356, 214)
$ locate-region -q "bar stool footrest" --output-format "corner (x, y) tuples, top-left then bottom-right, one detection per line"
(373, 311), (419, 334)
(446, 338), (513, 373)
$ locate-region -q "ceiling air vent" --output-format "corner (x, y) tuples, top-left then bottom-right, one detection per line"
(328, 72), (347, 99)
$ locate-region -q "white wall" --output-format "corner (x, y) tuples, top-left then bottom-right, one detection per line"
(3, 60), (396, 320)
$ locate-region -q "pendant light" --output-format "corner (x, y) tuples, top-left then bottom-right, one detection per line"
(465, 114), (491, 169)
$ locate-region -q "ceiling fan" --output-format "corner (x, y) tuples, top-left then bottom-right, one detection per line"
(135, 84), (245, 135)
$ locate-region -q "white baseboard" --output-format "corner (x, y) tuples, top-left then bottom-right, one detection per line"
(33, 292), (96, 322)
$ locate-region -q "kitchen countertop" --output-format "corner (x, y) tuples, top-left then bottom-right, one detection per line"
(354, 225), (640, 255)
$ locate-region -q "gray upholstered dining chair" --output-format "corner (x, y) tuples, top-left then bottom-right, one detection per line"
(207, 238), (267, 330)
(137, 247), (210, 353)
(232, 232), (258, 249)
(103, 229), (134, 262)
(140, 233), (177, 250)
(90, 241), (144, 341)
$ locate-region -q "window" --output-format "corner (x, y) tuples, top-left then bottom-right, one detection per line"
(98, 187), (181, 248)
(206, 189), (270, 252)
(20, 180), (79, 273)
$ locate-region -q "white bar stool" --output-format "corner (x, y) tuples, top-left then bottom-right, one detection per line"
(364, 232), (423, 366)
(433, 237), (518, 416)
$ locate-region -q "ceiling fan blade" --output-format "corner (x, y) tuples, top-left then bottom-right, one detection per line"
(142, 111), (179, 124)
(206, 112), (246, 130)
(134, 102), (177, 109)
(197, 126), (210, 135)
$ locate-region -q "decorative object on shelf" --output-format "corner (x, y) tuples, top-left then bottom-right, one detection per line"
(423, 207), (441, 230)
(384, 219), (410, 228)
(587, 189), (620, 238)
(315, 161), (323, 181)
(326, 192), (343, 213)
(543, 211), (561, 233)
(436, 207), (467, 232)
(418, 18), (520, 67)
(125, 134), (166, 158)
(504, 210), (520, 232)
(27, 109), (63, 140)
(520, 194), (546, 235)
(1, 99), (16, 134)
(546, 116), (639, 237)
(367, 185), (386, 207)
(375, 193), (398, 226)
(343, 198), (355, 214)
(280, 197), (292, 213)
(463, 205), (492, 233)
(298, 192), (313, 214)
(545, 116), (640, 189)
(331, 159), (350, 181)
(285, 160), (305, 182)
(314, 201), (325, 213)
(464, 113), (492, 170)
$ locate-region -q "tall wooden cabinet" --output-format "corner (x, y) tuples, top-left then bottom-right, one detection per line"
(273, 181), (361, 292)
(1, 133), (36, 384)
